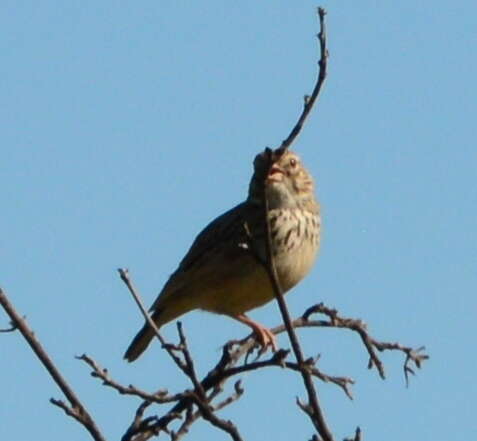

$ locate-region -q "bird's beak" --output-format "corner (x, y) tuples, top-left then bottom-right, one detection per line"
(267, 165), (285, 183)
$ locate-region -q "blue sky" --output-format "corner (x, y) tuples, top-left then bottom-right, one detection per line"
(1, 1), (476, 440)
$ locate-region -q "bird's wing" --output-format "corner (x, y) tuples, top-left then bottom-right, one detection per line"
(149, 201), (264, 311)
(178, 202), (250, 271)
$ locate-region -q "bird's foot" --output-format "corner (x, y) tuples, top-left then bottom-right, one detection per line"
(253, 325), (278, 352)
(234, 314), (278, 353)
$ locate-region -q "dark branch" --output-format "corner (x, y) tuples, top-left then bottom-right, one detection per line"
(170, 408), (200, 441)
(78, 354), (184, 404)
(262, 185), (334, 440)
(118, 9), (332, 441)
(118, 273), (246, 441)
(1, 7), (429, 441)
(118, 294), (428, 440)
(301, 303), (429, 382)
(118, 268), (188, 374)
(0, 288), (106, 441)
(258, 10), (333, 441)
(176, 322), (207, 399)
(278, 7), (328, 153)
(188, 392), (244, 441)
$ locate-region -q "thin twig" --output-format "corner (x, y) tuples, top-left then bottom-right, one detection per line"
(118, 268), (187, 374)
(119, 296), (427, 440)
(278, 7), (328, 153)
(170, 408), (200, 441)
(170, 415), (196, 441)
(263, 179), (334, 441)
(123, 401), (160, 441)
(259, 10), (333, 441)
(301, 303), (429, 382)
(78, 354), (184, 403)
(119, 271), (245, 441)
(212, 380), (245, 411)
(188, 392), (244, 441)
(117, 8), (426, 440)
(0, 288), (106, 441)
(176, 322), (207, 399)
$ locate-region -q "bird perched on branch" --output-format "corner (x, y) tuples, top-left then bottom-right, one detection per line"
(124, 148), (320, 362)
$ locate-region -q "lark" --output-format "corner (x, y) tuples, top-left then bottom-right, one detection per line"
(124, 149), (320, 362)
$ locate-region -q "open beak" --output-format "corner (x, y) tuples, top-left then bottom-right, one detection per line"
(266, 165), (285, 183)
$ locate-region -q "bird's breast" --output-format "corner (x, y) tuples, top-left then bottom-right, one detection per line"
(270, 208), (320, 292)
(195, 207), (320, 316)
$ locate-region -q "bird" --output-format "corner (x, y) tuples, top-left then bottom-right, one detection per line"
(124, 148), (321, 362)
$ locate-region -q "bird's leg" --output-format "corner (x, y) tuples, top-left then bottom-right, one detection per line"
(234, 314), (278, 352)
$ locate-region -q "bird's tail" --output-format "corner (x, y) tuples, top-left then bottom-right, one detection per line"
(124, 321), (156, 362)
(124, 292), (194, 362)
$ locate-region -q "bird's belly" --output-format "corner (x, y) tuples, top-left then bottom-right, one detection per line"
(275, 239), (318, 293)
(197, 241), (317, 317)
(198, 264), (275, 316)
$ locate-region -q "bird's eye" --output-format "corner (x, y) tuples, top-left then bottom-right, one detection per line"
(290, 158), (297, 167)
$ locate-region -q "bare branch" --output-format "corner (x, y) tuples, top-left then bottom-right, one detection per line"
(213, 380), (245, 412)
(0, 288), (106, 441)
(287, 358), (355, 400)
(121, 296), (428, 440)
(118, 272), (248, 441)
(119, 9), (334, 441)
(301, 303), (429, 383)
(2, 7), (429, 441)
(278, 7), (328, 153)
(118, 268), (188, 374)
(257, 10), (334, 441)
(77, 354), (185, 403)
(170, 408), (200, 441)
(188, 392), (244, 441)
(175, 322), (207, 399)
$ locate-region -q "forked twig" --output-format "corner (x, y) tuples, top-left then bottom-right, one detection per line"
(301, 303), (429, 382)
(119, 271), (245, 441)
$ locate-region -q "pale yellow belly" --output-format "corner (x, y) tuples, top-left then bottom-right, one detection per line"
(196, 242), (317, 316)
(197, 263), (274, 315)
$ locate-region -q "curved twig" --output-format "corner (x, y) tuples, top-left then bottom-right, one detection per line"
(278, 7), (329, 153)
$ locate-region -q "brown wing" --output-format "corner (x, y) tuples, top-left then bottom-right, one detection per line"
(125, 201), (265, 362)
(178, 202), (249, 271)
(149, 201), (265, 311)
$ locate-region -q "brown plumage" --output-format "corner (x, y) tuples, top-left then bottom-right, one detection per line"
(124, 149), (320, 362)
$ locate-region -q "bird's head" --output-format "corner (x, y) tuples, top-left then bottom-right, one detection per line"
(248, 148), (316, 210)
